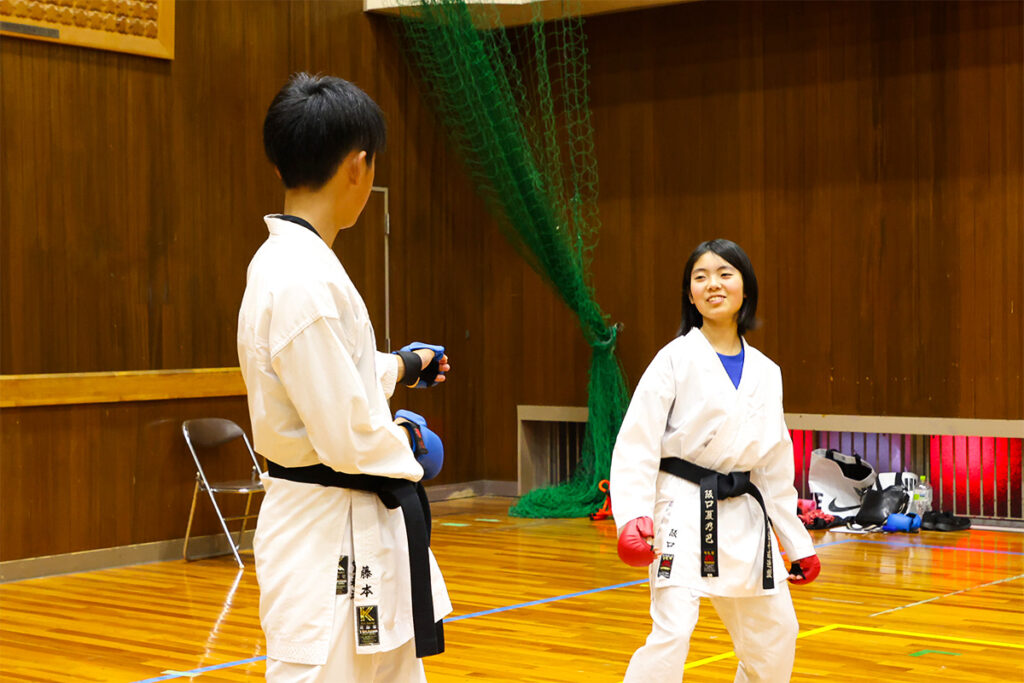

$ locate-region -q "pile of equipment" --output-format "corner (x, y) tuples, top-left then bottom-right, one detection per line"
(805, 449), (969, 533)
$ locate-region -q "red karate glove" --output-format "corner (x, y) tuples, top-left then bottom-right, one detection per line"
(788, 554), (821, 585)
(617, 516), (658, 567)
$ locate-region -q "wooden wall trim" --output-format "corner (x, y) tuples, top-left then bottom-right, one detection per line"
(0, 368), (246, 407)
(0, 0), (175, 60)
(0, 531), (254, 583)
(786, 414), (1024, 439)
(515, 406), (1024, 439)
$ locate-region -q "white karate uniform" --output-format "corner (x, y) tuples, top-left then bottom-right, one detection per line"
(237, 215), (451, 682)
(610, 330), (814, 682)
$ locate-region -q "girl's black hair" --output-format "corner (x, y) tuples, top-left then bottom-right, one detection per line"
(677, 238), (759, 337)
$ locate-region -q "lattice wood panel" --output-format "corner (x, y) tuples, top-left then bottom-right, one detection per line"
(1, 0), (173, 59)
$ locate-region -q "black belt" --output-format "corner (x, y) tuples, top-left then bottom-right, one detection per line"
(266, 460), (444, 658)
(659, 457), (775, 590)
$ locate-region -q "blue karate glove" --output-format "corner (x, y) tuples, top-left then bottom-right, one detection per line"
(392, 342), (446, 389)
(395, 409), (444, 480)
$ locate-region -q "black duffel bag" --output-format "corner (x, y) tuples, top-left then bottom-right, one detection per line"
(853, 485), (910, 528)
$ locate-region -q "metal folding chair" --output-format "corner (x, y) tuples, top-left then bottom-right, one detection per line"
(182, 418), (264, 568)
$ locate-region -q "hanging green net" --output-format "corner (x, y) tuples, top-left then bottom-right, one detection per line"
(395, 0), (630, 518)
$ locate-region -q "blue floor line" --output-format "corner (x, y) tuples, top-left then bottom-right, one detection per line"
(444, 578), (649, 622)
(134, 656), (267, 683)
(132, 537), (1019, 680)
(131, 578), (649, 681)
(809, 538), (858, 549)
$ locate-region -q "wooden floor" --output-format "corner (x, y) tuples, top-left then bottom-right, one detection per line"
(1, 496), (1022, 682)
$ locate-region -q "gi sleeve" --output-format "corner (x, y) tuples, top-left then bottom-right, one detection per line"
(272, 315), (423, 480)
(752, 412), (816, 561)
(376, 351), (399, 399)
(609, 347), (676, 534)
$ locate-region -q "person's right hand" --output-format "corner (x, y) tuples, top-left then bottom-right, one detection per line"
(617, 516), (658, 567)
(413, 348), (449, 383)
(788, 555), (820, 585)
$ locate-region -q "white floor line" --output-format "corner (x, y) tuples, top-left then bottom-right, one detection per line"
(870, 573), (1024, 617)
(971, 524), (1024, 533)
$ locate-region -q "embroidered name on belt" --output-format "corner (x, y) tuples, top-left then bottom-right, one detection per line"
(357, 605), (380, 646)
(701, 486), (718, 577)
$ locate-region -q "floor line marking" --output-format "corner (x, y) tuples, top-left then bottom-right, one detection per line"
(869, 572), (1024, 617)
(686, 622), (1024, 672)
(134, 657), (267, 683)
(834, 623), (1024, 649)
(850, 539), (1024, 556)
(130, 578), (650, 681)
(444, 578), (649, 622)
(132, 539), (1022, 680)
(809, 538), (859, 549)
(685, 624), (841, 669)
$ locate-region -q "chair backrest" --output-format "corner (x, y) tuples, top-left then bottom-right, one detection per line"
(183, 418), (244, 449)
(182, 418), (262, 484)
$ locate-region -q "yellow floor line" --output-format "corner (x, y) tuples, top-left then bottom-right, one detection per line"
(833, 624), (1024, 649)
(685, 624), (841, 669)
(685, 622), (1022, 671)
(684, 648), (737, 670)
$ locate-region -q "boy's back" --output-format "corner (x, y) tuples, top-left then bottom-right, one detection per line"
(237, 73), (449, 682)
(237, 215), (408, 475)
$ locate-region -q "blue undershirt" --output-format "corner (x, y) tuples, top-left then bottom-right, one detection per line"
(717, 345), (745, 389)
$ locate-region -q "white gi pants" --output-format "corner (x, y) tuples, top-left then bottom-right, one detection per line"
(265, 594), (427, 683)
(624, 583), (799, 683)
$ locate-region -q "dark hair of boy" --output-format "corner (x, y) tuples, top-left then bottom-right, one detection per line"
(263, 72), (387, 190)
(677, 238), (760, 338)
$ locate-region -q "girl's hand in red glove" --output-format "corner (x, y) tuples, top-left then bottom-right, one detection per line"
(617, 516), (659, 567)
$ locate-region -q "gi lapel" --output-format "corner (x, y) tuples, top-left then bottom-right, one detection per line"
(691, 332), (762, 472)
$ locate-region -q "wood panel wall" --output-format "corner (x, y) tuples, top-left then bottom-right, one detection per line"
(0, 0), (497, 561)
(0, 397), (255, 560)
(1, 0), (1020, 560)
(581, 0), (1023, 422)
(477, 0), (1023, 474)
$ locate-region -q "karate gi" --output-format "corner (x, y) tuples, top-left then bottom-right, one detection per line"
(237, 215), (451, 682)
(610, 330), (814, 682)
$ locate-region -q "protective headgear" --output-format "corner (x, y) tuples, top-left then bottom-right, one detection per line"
(395, 409), (444, 480)
(808, 449), (877, 519)
(393, 342), (446, 388)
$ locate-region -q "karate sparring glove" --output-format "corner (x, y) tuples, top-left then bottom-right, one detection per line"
(395, 409), (444, 480)
(393, 342), (446, 388)
(787, 554), (820, 585)
(617, 516), (658, 567)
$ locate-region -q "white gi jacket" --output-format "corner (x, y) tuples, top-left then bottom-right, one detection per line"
(237, 215), (451, 665)
(610, 330), (814, 597)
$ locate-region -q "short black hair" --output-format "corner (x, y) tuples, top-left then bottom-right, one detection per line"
(677, 238), (759, 337)
(263, 73), (386, 190)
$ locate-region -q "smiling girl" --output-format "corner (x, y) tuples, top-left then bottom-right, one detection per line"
(610, 239), (819, 682)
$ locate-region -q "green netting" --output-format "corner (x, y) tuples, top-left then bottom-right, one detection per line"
(395, 0), (629, 518)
